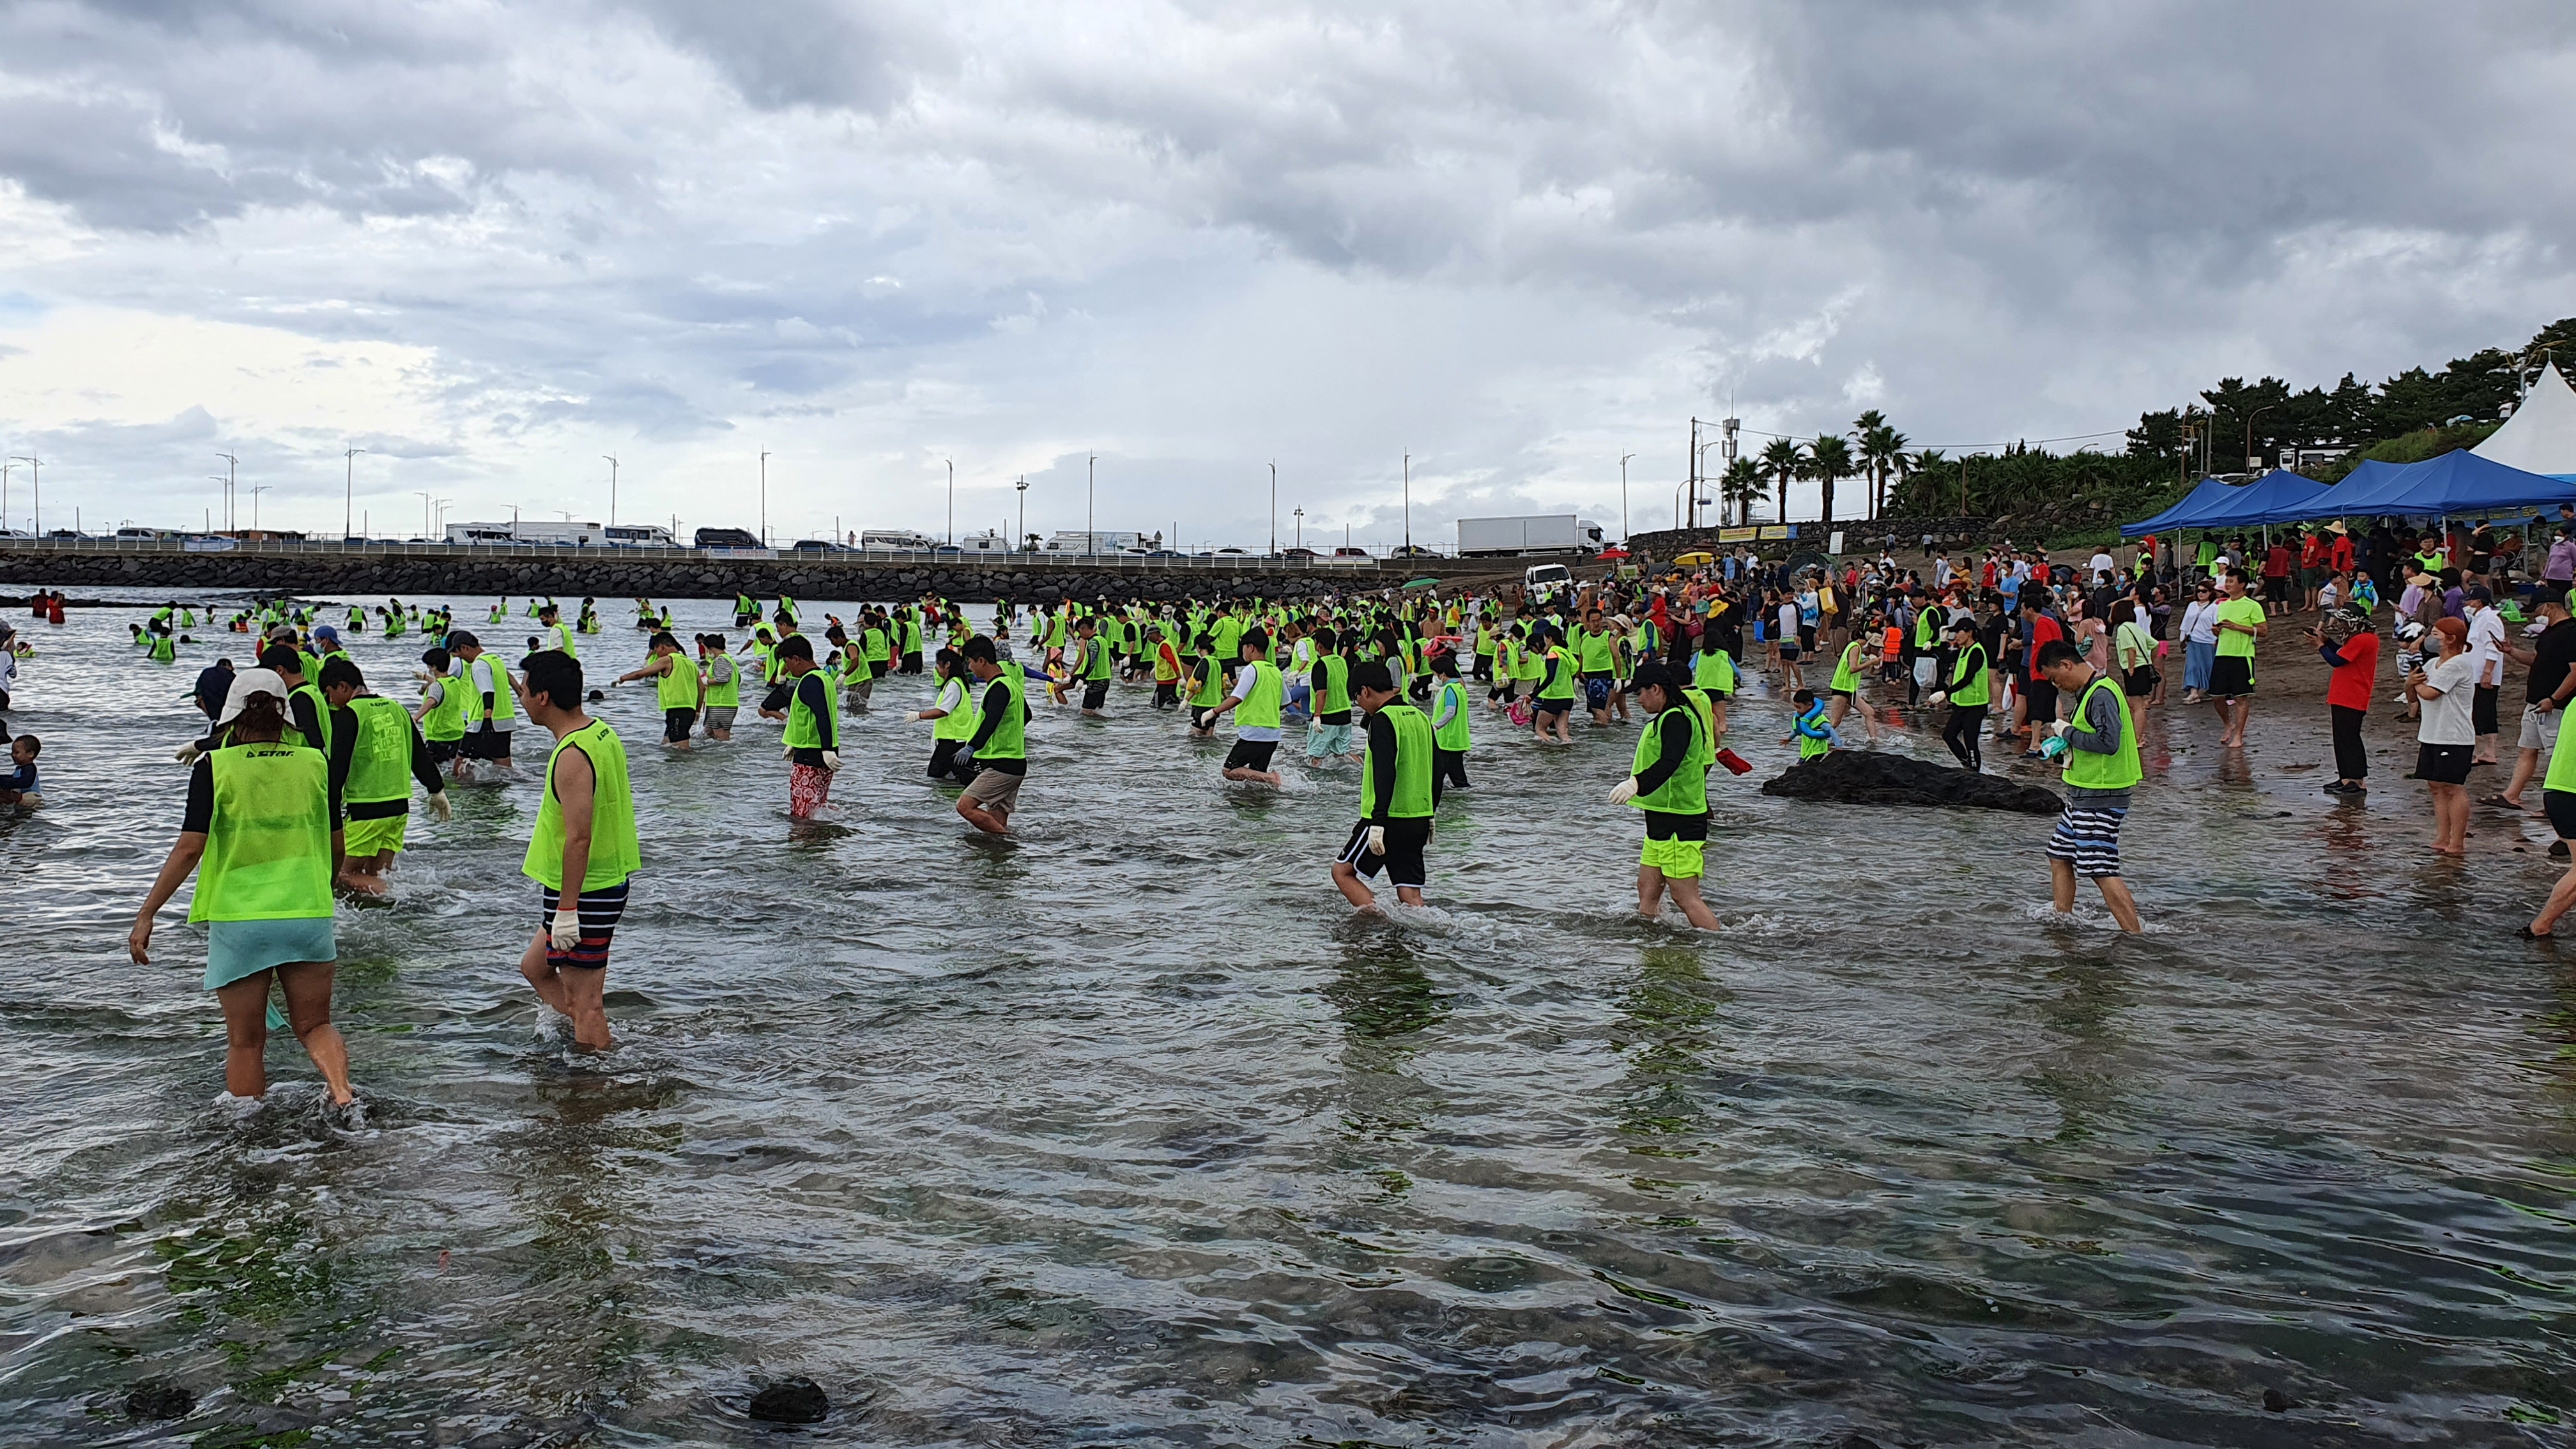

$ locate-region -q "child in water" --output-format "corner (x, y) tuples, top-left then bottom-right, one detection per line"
(1784, 688), (1841, 760)
(0, 733), (42, 808)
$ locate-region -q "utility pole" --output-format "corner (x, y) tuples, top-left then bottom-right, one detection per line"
(1722, 418), (1740, 525)
(1087, 455), (1097, 558)
(1016, 475), (1028, 551)
(11, 456), (38, 535)
(216, 452), (237, 530)
(1687, 417), (1700, 530)
(1402, 453), (1411, 553)
(1619, 452), (1634, 542)
(1269, 461), (1277, 556)
(603, 454), (618, 526)
(945, 458), (954, 545)
(758, 450), (769, 546)
(1293, 506), (1303, 549)
(344, 447), (366, 539)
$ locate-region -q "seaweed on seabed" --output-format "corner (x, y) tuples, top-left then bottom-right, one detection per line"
(1758, 749), (2064, 815)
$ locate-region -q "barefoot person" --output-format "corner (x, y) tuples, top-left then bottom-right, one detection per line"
(1606, 663), (1719, 930)
(516, 650), (640, 1051)
(957, 634), (1030, 835)
(2407, 616), (2476, 857)
(1331, 663), (1434, 910)
(320, 657), (452, 894)
(128, 669), (356, 1105)
(2034, 639), (2145, 932)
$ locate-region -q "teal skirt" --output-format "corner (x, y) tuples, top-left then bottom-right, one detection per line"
(203, 918), (337, 991)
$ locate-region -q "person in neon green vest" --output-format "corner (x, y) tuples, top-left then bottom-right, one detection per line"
(1605, 663), (1719, 930)
(1072, 618), (1114, 718)
(907, 647), (983, 785)
(2035, 638), (2145, 933)
(611, 631), (701, 750)
(516, 650), (641, 1050)
(1330, 661), (1434, 909)
(415, 645), (471, 782)
(958, 634), (1029, 834)
(319, 656), (452, 894)
(1201, 628), (1286, 785)
(1426, 647), (1473, 798)
(695, 633), (740, 740)
(128, 670), (357, 1105)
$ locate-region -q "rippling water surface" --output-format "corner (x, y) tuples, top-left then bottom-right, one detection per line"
(5, 590), (2575, 1446)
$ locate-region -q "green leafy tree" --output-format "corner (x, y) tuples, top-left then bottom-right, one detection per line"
(1805, 433), (1856, 525)
(1852, 411), (1908, 518)
(1719, 456), (1765, 525)
(1759, 436), (1802, 526)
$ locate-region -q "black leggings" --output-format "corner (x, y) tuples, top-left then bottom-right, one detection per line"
(928, 739), (978, 785)
(2330, 703), (2368, 781)
(1434, 747), (1469, 801)
(1943, 703), (1987, 770)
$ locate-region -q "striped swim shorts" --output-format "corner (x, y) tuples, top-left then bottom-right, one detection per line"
(539, 879), (631, 970)
(2044, 801), (2127, 878)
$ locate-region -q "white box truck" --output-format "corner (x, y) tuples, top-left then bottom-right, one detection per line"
(1455, 514), (1603, 557)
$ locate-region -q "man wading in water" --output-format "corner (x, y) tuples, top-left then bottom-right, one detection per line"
(2035, 638), (2145, 932)
(516, 651), (640, 1050)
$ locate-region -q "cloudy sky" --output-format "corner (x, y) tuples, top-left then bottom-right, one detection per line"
(1, 0), (2570, 546)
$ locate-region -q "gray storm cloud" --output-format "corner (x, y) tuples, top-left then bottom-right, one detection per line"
(1, 0), (2568, 540)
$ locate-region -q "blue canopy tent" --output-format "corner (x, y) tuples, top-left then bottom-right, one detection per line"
(2296, 448), (2576, 519)
(2120, 470), (2330, 538)
(2120, 477), (2241, 538)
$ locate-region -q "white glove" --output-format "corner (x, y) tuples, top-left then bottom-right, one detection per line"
(2048, 720), (2072, 739)
(1367, 825), (1386, 857)
(781, 744), (795, 760)
(426, 792), (452, 822)
(1926, 690), (1947, 707)
(904, 710), (926, 723)
(549, 907), (580, 952)
(1607, 776), (1639, 806)
(173, 742), (203, 764)
(820, 749), (841, 771)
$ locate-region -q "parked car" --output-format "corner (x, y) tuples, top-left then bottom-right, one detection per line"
(1280, 546), (1317, 558)
(693, 526), (763, 548)
(1145, 549), (1182, 558)
(1217, 546), (1246, 555)
(1389, 543), (1437, 559)
(790, 539), (841, 553)
(1332, 546), (1370, 558)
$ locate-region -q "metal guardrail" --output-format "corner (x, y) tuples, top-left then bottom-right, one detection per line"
(0, 537), (1388, 572)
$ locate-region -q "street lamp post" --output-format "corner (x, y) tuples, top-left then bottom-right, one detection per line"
(1269, 461), (1277, 556)
(1620, 452), (1634, 542)
(2244, 404), (2277, 474)
(759, 451), (769, 546)
(1293, 506), (1303, 549)
(944, 458), (954, 545)
(1016, 475), (1029, 551)
(0, 461), (12, 534)
(1087, 455), (1096, 558)
(344, 447), (366, 539)
(416, 491), (431, 539)
(249, 486), (269, 530)
(217, 452), (236, 531)
(11, 456), (38, 535)
(1402, 453), (1411, 554)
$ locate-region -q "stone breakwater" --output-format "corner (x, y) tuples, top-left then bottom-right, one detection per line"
(0, 548), (1374, 604)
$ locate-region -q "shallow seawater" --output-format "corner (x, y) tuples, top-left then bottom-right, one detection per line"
(4, 590), (2575, 1447)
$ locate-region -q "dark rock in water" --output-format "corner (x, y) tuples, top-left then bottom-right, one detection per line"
(125, 1381), (195, 1420)
(2262, 1387), (2297, 1413)
(749, 1376), (829, 1423)
(1761, 750), (2062, 815)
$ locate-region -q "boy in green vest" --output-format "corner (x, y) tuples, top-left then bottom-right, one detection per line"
(696, 634), (740, 740)
(516, 650), (640, 1050)
(2035, 638), (2144, 933)
(1606, 663), (1719, 930)
(1206, 629), (1286, 786)
(959, 635), (1029, 834)
(414, 646), (471, 781)
(319, 656), (451, 894)
(613, 631), (701, 749)
(1331, 663), (1434, 910)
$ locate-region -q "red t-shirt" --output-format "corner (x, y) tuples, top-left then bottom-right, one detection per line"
(2264, 545), (2293, 578)
(2028, 612), (2064, 670)
(2325, 629), (2379, 710)
(2329, 536), (2355, 572)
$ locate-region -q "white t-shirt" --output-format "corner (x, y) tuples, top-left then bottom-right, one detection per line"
(2180, 601), (2219, 644)
(2418, 653), (2478, 746)
(2089, 551), (2116, 578)
(463, 656), (513, 731)
(2465, 606), (2506, 687)
(1777, 602), (1800, 642)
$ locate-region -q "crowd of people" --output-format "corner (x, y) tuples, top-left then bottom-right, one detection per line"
(19, 510), (2576, 1106)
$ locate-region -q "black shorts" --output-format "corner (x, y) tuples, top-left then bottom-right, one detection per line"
(1338, 816), (1430, 891)
(2264, 575), (2290, 602)
(1643, 809), (1710, 841)
(2209, 656), (2255, 699)
(1798, 627), (1818, 651)
(663, 707), (696, 743)
(1082, 680), (1109, 710)
(2545, 789), (2576, 841)
(2414, 741), (2474, 785)
(1829, 687), (1854, 702)
(463, 727), (514, 760)
(2123, 664), (2158, 698)
(425, 737), (460, 764)
(1535, 698), (1572, 716)
(539, 879), (629, 970)
(1223, 739), (1278, 772)
(2472, 684), (2501, 737)
(901, 652), (923, 673)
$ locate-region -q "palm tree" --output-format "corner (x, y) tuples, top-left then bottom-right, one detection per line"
(1805, 433), (1856, 526)
(1759, 437), (1802, 526)
(1852, 411), (1908, 519)
(1910, 448), (1951, 514)
(1719, 457), (1764, 525)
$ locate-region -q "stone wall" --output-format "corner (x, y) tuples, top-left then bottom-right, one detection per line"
(0, 547), (1383, 604)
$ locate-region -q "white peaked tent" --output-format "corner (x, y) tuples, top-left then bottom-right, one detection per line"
(2476, 361), (2576, 479)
